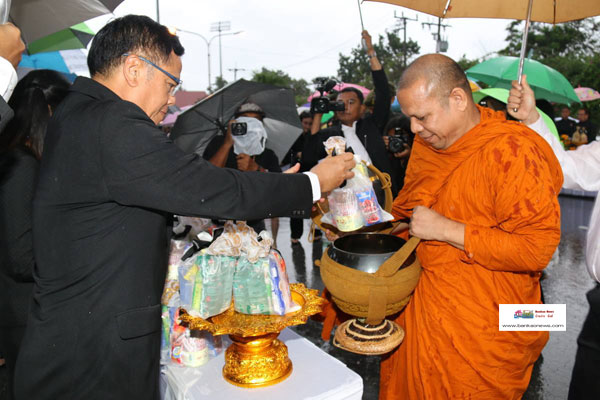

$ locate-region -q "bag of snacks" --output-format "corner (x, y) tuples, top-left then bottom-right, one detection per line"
(232, 250), (296, 315)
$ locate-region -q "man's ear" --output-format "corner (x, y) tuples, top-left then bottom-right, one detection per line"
(122, 55), (143, 88)
(360, 103), (367, 114)
(449, 87), (469, 112)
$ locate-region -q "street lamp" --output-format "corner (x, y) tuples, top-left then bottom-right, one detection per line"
(173, 27), (243, 91)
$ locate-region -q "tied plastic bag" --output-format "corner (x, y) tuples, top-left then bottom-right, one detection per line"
(324, 136), (347, 156)
(207, 221), (272, 263)
(188, 252), (236, 319)
(327, 188), (364, 231)
(233, 249), (298, 315)
(323, 155), (394, 230)
(162, 239), (187, 307)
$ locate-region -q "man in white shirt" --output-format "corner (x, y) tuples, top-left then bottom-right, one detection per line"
(301, 30), (396, 193)
(0, 22), (25, 132)
(508, 75), (600, 400)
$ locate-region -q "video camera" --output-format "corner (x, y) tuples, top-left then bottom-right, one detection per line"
(310, 78), (345, 114)
(388, 127), (411, 153)
(231, 122), (247, 136)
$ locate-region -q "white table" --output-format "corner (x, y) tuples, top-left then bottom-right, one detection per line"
(161, 328), (363, 400)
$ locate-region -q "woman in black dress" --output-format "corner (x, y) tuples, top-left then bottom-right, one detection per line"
(0, 69), (69, 399)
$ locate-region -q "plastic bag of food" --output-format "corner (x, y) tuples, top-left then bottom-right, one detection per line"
(233, 250), (295, 315)
(186, 252), (236, 319)
(327, 188), (365, 231)
(324, 136), (347, 156)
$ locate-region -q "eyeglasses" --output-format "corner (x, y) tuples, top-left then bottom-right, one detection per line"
(122, 53), (182, 96)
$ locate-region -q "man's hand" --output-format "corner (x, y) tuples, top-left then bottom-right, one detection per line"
(0, 23), (25, 69)
(284, 163), (301, 174)
(362, 30), (374, 53)
(310, 153), (355, 194)
(236, 153), (260, 171)
(507, 75), (540, 126)
(409, 205), (465, 249)
(224, 120), (235, 147)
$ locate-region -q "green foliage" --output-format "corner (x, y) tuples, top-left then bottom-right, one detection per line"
(337, 30), (420, 88)
(213, 76), (228, 92)
(456, 55), (480, 72)
(500, 18), (600, 122)
(251, 67), (310, 106)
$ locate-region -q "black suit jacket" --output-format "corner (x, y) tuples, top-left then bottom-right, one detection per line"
(14, 77), (313, 400)
(0, 95), (13, 134)
(301, 69), (397, 194)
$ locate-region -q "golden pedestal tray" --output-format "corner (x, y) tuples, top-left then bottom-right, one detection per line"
(179, 283), (327, 388)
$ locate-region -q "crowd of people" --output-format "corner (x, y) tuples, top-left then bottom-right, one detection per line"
(0, 12), (598, 400)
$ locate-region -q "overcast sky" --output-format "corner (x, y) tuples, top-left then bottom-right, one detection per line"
(86, 0), (515, 92)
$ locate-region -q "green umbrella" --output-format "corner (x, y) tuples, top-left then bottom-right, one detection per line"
(472, 88), (561, 142)
(27, 22), (95, 55)
(466, 56), (580, 106)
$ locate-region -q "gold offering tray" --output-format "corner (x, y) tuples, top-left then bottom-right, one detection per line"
(178, 283), (327, 388)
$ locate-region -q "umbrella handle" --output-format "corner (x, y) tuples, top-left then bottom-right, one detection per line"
(514, 0), (534, 112)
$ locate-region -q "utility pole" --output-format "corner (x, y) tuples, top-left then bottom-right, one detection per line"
(393, 11), (418, 68)
(422, 18), (450, 53)
(228, 65), (246, 81)
(211, 21), (231, 82)
(156, 0), (160, 23)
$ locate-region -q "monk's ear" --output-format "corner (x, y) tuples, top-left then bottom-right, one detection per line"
(449, 87), (469, 112)
(122, 55), (144, 88)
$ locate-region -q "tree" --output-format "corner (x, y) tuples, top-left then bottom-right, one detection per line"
(337, 30), (420, 88)
(500, 18), (600, 122)
(251, 67), (311, 106)
(212, 76), (228, 92)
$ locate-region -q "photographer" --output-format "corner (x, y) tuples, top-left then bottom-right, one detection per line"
(302, 30), (397, 194)
(383, 115), (414, 190)
(204, 102), (281, 242)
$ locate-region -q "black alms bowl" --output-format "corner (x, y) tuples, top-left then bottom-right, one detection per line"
(328, 233), (412, 274)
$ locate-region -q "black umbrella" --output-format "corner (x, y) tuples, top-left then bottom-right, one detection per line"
(171, 79), (302, 163)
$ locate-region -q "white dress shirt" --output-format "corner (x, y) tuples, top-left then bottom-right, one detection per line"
(0, 55), (18, 101)
(529, 116), (600, 282)
(341, 121), (372, 164)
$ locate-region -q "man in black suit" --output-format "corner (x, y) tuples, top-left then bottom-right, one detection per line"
(13, 15), (354, 400)
(302, 30), (396, 194)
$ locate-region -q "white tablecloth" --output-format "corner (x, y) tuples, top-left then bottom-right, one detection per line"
(161, 328), (363, 400)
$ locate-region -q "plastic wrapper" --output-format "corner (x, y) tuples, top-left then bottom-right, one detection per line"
(178, 256), (198, 311)
(327, 188), (364, 231)
(323, 156), (393, 231)
(186, 252), (236, 319)
(324, 136), (347, 156)
(208, 221), (271, 263)
(233, 250), (296, 315)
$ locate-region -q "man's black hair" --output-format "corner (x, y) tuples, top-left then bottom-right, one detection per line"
(299, 110), (312, 120)
(339, 87), (364, 104)
(88, 15), (185, 77)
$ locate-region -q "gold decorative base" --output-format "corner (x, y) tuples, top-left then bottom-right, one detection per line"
(333, 318), (405, 355)
(178, 284), (326, 388)
(223, 332), (292, 388)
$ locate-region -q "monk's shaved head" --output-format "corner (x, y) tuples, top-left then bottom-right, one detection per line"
(398, 54), (472, 106)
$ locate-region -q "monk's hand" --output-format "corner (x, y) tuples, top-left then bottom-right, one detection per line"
(507, 75), (540, 126)
(409, 206), (465, 250)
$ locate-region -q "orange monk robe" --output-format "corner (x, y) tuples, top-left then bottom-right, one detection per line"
(380, 106), (563, 400)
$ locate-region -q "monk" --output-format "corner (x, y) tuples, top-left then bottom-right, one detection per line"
(378, 54), (563, 399)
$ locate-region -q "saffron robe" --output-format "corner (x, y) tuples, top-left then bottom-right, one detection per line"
(380, 106), (563, 399)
